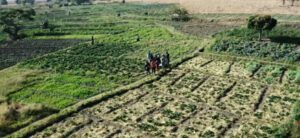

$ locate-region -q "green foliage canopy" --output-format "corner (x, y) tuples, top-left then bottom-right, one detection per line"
(171, 8), (190, 22)
(0, 9), (36, 40)
(247, 15), (277, 40)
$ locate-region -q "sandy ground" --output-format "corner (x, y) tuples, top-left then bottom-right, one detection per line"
(127, 0), (300, 15)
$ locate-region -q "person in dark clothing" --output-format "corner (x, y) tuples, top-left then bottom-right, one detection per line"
(162, 55), (169, 68)
(147, 51), (153, 63)
(166, 51), (170, 63)
(156, 54), (161, 71)
(144, 61), (150, 74)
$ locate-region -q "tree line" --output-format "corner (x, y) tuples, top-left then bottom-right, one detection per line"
(282, 0), (299, 6)
(0, 0), (91, 6)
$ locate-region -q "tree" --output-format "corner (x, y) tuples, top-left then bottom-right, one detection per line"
(42, 19), (49, 29)
(291, 0), (295, 6)
(41, 19), (55, 32)
(15, 0), (21, 4)
(122, 0), (125, 3)
(282, 0), (286, 5)
(171, 8), (190, 22)
(27, 0), (35, 5)
(0, 0), (8, 5)
(0, 9), (36, 40)
(247, 15), (277, 41)
(291, 0), (300, 6)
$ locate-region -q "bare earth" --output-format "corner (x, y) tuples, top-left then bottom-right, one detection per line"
(128, 0), (300, 15)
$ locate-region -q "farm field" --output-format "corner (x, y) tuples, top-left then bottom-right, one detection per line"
(28, 54), (299, 138)
(0, 1), (299, 137)
(0, 3), (204, 136)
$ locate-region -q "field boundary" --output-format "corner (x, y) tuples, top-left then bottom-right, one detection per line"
(202, 52), (300, 69)
(6, 47), (204, 138)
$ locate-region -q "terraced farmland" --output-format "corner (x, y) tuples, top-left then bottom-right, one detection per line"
(28, 54), (299, 138)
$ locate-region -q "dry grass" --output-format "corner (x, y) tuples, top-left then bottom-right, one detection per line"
(127, 0), (300, 15)
(0, 67), (45, 98)
(0, 102), (58, 136)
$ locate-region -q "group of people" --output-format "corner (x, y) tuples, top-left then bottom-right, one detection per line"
(145, 51), (170, 74)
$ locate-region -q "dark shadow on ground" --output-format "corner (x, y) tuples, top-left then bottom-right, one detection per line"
(270, 36), (300, 45)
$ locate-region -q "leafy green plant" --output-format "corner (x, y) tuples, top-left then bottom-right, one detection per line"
(138, 123), (158, 132)
(162, 109), (182, 120)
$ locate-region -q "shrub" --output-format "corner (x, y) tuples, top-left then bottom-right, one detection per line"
(0, 102), (57, 135)
(247, 15), (277, 40)
(171, 8), (190, 22)
(0, 8), (36, 40)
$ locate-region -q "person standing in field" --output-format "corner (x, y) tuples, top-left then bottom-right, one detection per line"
(166, 51), (170, 63)
(144, 61), (150, 74)
(156, 54), (161, 71)
(147, 51), (153, 63)
(162, 54), (169, 68)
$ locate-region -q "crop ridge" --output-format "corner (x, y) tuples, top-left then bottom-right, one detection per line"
(105, 129), (122, 138)
(216, 82), (237, 102)
(204, 52), (300, 69)
(171, 107), (206, 132)
(183, 67), (290, 91)
(279, 68), (287, 84)
(253, 86), (269, 112)
(59, 119), (92, 138)
(200, 59), (214, 67)
(162, 91), (238, 119)
(135, 102), (170, 122)
(191, 76), (210, 92)
(249, 65), (262, 78)
(217, 118), (240, 138)
(224, 61), (235, 74)
(169, 73), (188, 86)
(105, 91), (149, 114)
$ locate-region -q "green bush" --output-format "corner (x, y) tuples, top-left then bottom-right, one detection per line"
(171, 8), (190, 22)
(247, 15), (277, 40)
